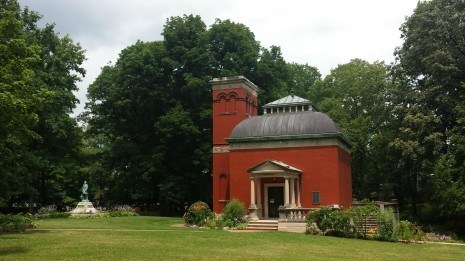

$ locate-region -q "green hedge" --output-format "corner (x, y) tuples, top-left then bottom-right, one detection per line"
(0, 214), (36, 233)
(306, 205), (401, 242)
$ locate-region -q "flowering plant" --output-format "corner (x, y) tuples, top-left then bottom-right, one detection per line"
(424, 233), (454, 242)
(184, 201), (214, 226)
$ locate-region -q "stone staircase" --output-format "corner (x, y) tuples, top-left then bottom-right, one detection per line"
(246, 220), (278, 231)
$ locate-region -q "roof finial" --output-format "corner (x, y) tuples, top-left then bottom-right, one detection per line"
(290, 89), (295, 98)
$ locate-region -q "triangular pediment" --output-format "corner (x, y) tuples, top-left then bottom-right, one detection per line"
(247, 160), (302, 176)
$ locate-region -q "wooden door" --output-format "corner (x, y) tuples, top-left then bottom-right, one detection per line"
(268, 186), (284, 218)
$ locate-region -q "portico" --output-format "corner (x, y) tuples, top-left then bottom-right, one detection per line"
(247, 160), (303, 221)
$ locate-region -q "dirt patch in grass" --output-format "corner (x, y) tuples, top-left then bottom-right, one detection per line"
(170, 223), (187, 228)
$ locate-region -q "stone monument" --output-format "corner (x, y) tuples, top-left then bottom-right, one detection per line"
(70, 181), (98, 214)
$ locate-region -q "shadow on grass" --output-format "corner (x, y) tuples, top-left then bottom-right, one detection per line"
(0, 246), (28, 256)
(27, 229), (51, 234)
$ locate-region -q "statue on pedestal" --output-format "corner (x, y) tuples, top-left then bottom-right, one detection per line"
(81, 181), (89, 202)
(70, 180), (97, 214)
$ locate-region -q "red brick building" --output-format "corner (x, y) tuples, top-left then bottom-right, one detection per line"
(212, 76), (352, 221)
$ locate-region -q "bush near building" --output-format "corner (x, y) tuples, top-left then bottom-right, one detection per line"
(221, 199), (246, 227)
(183, 201), (214, 226)
(306, 205), (405, 242)
(184, 200), (247, 229)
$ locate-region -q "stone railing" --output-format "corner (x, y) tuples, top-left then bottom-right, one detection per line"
(278, 207), (312, 222)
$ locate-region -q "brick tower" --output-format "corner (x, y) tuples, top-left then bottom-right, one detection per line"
(211, 76), (259, 212)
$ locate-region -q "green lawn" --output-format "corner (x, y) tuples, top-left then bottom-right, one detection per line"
(1, 216), (464, 260)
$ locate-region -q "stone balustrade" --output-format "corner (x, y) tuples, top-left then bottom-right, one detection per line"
(278, 207), (312, 222)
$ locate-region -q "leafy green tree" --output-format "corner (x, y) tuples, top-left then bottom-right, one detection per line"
(0, 0), (41, 206)
(252, 45), (290, 106)
(206, 19), (260, 77)
(394, 0), (465, 219)
(0, 0), (85, 209)
(85, 15), (306, 211)
(287, 62), (321, 98)
(309, 59), (392, 200)
(434, 93), (465, 222)
(395, 0), (465, 140)
(85, 41), (171, 205)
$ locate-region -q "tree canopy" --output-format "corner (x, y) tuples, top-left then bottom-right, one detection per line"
(0, 0), (85, 209)
(83, 15), (316, 211)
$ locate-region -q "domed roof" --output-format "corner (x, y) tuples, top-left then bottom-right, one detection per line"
(229, 111), (343, 139)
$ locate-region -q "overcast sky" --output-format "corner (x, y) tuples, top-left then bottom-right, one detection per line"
(18, 0), (420, 117)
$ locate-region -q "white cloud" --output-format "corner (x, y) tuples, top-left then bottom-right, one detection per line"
(18, 0), (419, 116)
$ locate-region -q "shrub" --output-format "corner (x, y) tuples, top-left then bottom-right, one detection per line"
(235, 223), (247, 230)
(0, 214), (36, 233)
(184, 201), (214, 226)
(397, 220), (414, 240)
(221, 199), (246, 227)
(326, 211), (355, 237)
(306, 204), (427, 243)
(376, 208), (398, 241)
(306, 207), (334, 231)
(306, 222), (322, 235)
(396, 220), (424, 241)
(307, 207), (356, 238)
(39, 212), (71, 219)
(204, 218), (219, 229)
(347, 203), (379, 238)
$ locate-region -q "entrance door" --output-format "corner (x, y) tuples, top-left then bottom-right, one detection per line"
(268, 186), (284, 218)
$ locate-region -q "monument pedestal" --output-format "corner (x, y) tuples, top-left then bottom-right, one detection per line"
(70, 201), (98, 214)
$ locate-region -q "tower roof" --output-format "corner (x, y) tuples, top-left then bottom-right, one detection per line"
(210, 76), (260, 94)
(262, 94), (319, 113)
(263, 94), (311, 108)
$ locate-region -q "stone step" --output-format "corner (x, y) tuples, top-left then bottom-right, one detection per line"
(246, 220), (279, 231)
(246, 226), (278, 231)
(248, 221), (278, 225)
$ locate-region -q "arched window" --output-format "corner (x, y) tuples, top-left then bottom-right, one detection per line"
(216, 93), (227, 112)
(219, 174), (228, 200)
(225, 92), (237, 112)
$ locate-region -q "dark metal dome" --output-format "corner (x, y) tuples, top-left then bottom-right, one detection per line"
(230, 111), (342, 139)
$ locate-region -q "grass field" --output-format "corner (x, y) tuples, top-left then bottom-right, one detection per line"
(1, 216), (464, 260)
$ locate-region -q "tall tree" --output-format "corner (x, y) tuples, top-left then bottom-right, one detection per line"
(86, 41), (172, 205)
(286, 62), (321, 98)
(394, 0), (465, 219)
(0, 0), (41, 206)
(434, 94), (465, 222)
(0, 0), (85, 209)
(206, 19), (260, 77)
(395, 0), (465, 141)
(253, 45), (290, 106)
(309, 59), (392, 200)
(84, 15), (305, 211)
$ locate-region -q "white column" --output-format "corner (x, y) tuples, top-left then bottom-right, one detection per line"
(256, 178), (262, 209)
(250, 177), (256, 208)
(296, 178), (301, 208)
(290, 177), (296, 208)
(284, 177), (290, 207)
